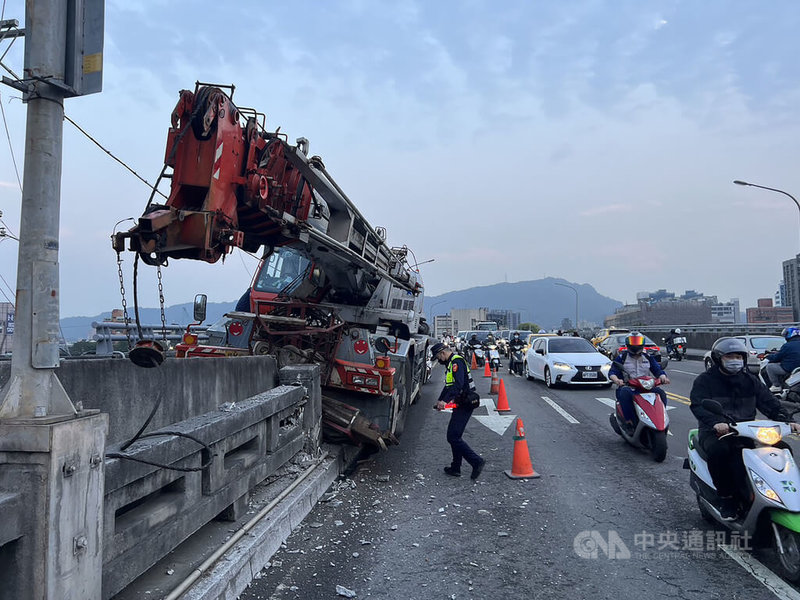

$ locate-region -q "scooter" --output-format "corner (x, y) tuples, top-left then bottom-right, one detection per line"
(684, 400), (800, 582)
(608, 376), (669, 462)
(470, 342), (485, 367)
(665, 336), (687, 361)
(509, 348), (525, 376)
(759, 358), (800, 403)
(487, 344), (502, 371)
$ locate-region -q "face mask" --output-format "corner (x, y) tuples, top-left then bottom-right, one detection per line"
(437, 357), (449, 365)
(722, 358), (744, 373)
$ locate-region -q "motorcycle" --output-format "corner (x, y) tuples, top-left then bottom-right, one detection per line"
(470, 342), (485, 367)
(759, 358), (800, 403)
(684, 399), (800, 582)
(664, 336), (687, 361)
(486, 344), (502, 371)
(608, 376), (669, 462)
(509, 347), (525, 376)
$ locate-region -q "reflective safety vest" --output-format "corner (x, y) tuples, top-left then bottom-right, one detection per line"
(445, 354), (476, 394)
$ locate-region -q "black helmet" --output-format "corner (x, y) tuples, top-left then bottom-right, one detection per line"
(430, 342), (447, 357)
(710, 337), (748, 368)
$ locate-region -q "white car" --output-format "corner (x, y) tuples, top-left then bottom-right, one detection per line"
(525, 335), (612, 387)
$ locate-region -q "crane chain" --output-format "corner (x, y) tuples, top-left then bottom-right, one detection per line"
(157, 264), (167, 341)
(116, 251), (133, 350)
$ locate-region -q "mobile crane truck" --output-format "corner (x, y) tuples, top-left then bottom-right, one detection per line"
(113, 83), (432, 448)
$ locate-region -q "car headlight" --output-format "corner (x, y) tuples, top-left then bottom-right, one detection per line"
(600, 363), (611, 373)
(552, 362), (572, 371)
(750, 469), (784, 505)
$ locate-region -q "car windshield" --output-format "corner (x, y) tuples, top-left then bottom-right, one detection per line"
(253, 246), (311, 294)
(750, 336), (784, 351)
(549, 338), (597, 353)
(467, 331), (492, 343)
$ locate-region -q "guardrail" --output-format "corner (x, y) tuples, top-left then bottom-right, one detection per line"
(92, 321), (209, 355)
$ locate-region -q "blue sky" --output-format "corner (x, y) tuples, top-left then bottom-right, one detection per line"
(1, 1), (800, 320)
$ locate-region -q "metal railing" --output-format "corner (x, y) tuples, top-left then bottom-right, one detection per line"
(91, 321), (208, 355)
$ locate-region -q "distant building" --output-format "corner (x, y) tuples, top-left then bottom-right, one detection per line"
(604, 299), (712, 327)
(746, 298), (794, 324)
(486, 309), (521, 330)
(449, 308), (488, 334)
(776, 280), (787, 308)
(711, 298), (740, 324)
(783, 255), (800, 320)
(433, 314), (454, 338)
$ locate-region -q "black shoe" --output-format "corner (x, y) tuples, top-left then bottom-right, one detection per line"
(443, 466), (461, 477)
(718, 496), (737, 520)
(470, 458), (486, 480)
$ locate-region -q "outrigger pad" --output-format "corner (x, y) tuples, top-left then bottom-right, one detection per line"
(129, 340), (166, 368)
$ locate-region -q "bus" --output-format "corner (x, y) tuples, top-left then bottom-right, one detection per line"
(475, 321), (499, 331)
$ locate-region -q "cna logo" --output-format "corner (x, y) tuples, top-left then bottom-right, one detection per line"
(573, 530), (631, 559)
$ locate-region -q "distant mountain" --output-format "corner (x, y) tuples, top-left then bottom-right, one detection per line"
(425, 278), (622, 330)
(60, 300), (238, 342)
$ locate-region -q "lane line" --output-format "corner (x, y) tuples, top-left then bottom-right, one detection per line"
(541, 396), (580, 424)
(670, 369), (699, 377)
(719, 544), (800, 600)
(666, 392), (691, 405)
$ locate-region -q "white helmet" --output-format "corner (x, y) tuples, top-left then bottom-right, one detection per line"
(674, 328), (681, 335)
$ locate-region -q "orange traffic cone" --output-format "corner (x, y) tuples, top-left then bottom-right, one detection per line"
(483, 360), (491, 377)
(505, 418), (540, 479)
(489, 370), (500, 394)
(470, 352), (478, 370)
(495, 379), (510, 412)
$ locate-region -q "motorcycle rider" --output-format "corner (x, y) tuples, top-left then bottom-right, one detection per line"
(690, 337), (799, 519)
(764, 327), (800, 392)
(608, 332), (669, 434)
(665, 328), (682, 356)
(508, 332), (526, 375)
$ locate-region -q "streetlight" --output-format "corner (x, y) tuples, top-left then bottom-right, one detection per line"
(734, 180), (800, 250)
(554, 282), (578, 332)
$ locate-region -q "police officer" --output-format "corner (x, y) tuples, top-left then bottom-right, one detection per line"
(431, 342), (486, 480)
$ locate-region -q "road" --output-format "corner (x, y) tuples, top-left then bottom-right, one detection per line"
(239, 359), (800, 600)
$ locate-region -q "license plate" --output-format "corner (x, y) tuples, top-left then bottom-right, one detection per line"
(583, 371), (598, 379)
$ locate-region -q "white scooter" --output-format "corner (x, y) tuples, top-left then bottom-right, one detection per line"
(684, 399), (800, 582)
(487, 344), (502, 371)
(760, 357), (800, 403)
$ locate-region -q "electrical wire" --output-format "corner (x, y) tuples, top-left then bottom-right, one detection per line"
(0, 92), (21, 193)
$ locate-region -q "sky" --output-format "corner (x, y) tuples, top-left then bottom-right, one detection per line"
(1, 0), (800, 320)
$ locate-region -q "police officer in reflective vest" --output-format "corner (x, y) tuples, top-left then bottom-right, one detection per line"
(431, 342), (486, 480)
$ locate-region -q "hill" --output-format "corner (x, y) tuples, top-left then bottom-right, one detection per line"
(425, 278), (622, 330)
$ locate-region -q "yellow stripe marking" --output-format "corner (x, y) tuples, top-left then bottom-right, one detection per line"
(666, 391), (690, 405)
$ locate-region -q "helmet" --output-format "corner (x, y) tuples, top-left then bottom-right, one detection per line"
(710, 337), (748, 369)
(674, 328), (681, 335)
(783, 327), (800, 340)
(430, 342), (447, 357)
(626, 332), (645, 355)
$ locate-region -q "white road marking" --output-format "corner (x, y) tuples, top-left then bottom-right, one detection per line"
(541, 396), (579, 424)
(719, 544), (800, 600)
(670, 369), (699, 377)
(473, 398), (516, 435)
(595, 398), (674, 435)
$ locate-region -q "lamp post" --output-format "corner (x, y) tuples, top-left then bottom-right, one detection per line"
(734, 180), (800, 250)
(554, 282), (578, 331)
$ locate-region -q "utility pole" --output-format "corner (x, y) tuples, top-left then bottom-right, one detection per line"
(0, 3), (106, 598)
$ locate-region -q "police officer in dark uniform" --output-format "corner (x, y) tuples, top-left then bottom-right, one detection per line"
(431, 342), (486, 480)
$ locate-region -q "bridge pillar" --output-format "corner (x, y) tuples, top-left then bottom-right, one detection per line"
(0, 412), (107, 600)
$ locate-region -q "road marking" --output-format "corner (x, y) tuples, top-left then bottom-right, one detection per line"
(666, 392), (691, 405)
(719, 544), (800, 600)
(541, 396), (579, 424)
(473, 398), (516, 435)
(670, 369), (699, 377)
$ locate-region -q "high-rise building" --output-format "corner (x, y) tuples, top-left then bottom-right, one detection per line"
(776, 280), (787, 307)
(782, 255), (800, 320)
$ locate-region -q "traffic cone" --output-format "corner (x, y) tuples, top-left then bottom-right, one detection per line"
(470, 352), (478, 370)
(495, 379), (511, 412)
(505, 418), (540, 479)
(489, 370), (500, 394)
(483, 360), (491, 377)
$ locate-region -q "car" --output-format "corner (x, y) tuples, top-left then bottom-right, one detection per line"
(524, 335), (612, 387)
(591, 328), (631, 347)
(523, 332), (558, 353)
(703, 335), (784, 373)
(597, 333), (669, 369)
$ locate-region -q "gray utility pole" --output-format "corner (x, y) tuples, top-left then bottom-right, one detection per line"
(0, 2), (107, 599)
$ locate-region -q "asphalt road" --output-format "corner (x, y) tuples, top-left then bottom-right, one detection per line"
(239, 359), (800, 600)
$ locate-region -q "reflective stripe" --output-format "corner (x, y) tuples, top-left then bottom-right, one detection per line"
(445, 354), (476, 392)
